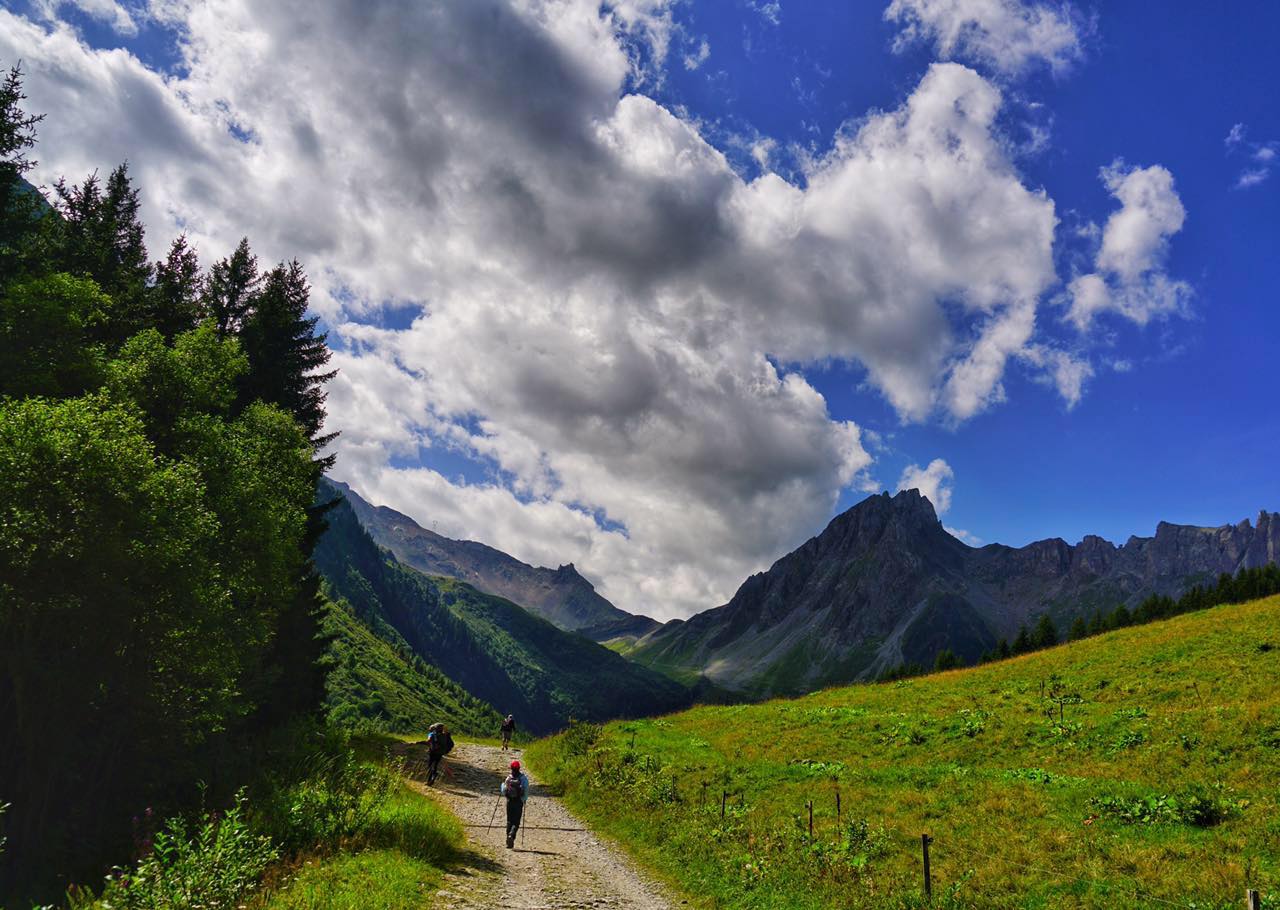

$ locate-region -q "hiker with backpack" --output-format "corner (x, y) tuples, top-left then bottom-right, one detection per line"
(500, 759), (530, 849)
(425, 722), (454, 785)
(500, 714), (516, 750)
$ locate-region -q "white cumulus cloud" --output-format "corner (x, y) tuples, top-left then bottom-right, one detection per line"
(2, 0), (1105, 618)
(34, 0), (138, 35)
(1066, 161), (1191, 332)
(897, 458), (955, 514)
(885, 0), (1085, 76)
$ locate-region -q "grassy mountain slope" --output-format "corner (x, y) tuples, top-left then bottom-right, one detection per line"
(321, 594), (503, 737)
(315, 492), (693, 735)
(530, 595), (1280, 909)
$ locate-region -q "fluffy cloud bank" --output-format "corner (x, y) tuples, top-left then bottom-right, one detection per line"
(1066, 161), (1191, 332)
(0, 0), (1155, 617)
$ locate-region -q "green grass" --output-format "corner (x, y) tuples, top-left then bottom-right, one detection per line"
(528, 595), (1280, 910)
(257, 785), (462, 910)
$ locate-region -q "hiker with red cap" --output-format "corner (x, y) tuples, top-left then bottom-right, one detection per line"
(500, 759), (530, 848)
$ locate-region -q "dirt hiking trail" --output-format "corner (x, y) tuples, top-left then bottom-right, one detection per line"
(398, 741), (680, 909)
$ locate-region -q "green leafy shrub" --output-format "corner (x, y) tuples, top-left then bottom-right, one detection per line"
(561, 718), (603, 757)
(1110, 728), (1149, 752)
(953, 708), (988, 737)
(1091, 783), (1240, 827)
(255, 746), (401, 852)
(95, 792), (276, 910)
(1003, 767), (1080, 785)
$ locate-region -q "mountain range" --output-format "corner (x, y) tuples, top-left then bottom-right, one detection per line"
(321, 477), (1278, 713)
(623, 489), (1280, 697)
(314, 481), (690, 734)
(328, 479), (659, 642)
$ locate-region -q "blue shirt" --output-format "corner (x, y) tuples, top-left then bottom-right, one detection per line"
(500, 772), (530, 803)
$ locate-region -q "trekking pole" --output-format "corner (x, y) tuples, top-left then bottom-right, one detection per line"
(485, 796), (501, 837)
(521, 797), (529, 849)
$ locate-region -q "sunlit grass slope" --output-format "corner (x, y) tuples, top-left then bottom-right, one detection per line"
(256, 785), (462, 910)
(529, 595), (1280, 910)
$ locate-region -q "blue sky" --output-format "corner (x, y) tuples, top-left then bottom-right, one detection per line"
(4, 0), (1277, 618)
(638, 1), (1280, 544)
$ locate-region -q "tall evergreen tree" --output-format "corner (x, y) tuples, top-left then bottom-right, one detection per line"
(933, 648), (960, 671)
(1068, 615), (1088, 641)
(1012, 624), (1033, 655)
(203, 237), (260, 337)
(1033, 613), (1058, 649)
(151, 234), (203, 341)
(236, 259), (339, 726)
(51, 164), (153, 339)
(0, 64), (45, 288)
(239, 259), (337, 459)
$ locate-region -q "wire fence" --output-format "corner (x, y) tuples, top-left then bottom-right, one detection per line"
(675, 776), (1270, 909)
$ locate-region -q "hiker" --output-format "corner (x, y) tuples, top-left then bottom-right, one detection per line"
(425, 722), (454, 785)
(500, 714), (516, 750)
(500, 759), (530, 849)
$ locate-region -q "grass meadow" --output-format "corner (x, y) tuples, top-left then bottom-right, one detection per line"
(528, 595), (1280, 909)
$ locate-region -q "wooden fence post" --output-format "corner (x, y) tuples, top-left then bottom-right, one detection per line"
(1246, 889), (1260, 910)
(721, 790), (727, 818)
(700, 780), (707, 809)
(807, 800), (814, 840)
(921, 833), (933, 902)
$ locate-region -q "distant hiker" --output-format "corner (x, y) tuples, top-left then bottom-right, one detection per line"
(501, 714), (516, 750)
(501, 759), (530, 849)
(425, 722), (454, 785)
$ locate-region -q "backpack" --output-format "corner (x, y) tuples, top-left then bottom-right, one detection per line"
(504, 774), (524, 801)
(441, 731), (455, 755)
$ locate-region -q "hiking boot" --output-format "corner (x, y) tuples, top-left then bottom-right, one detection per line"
(506, 837), (514, 849)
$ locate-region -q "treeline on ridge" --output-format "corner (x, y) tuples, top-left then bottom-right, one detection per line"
(881, 563), (1280, 682)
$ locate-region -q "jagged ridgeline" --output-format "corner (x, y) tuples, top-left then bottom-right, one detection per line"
(330, 478), (660, 643)
(314, 482), (694, 735)
(625, 489), (1280, 698)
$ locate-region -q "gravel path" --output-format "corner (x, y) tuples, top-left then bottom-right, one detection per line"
(398, 741), (680, 910)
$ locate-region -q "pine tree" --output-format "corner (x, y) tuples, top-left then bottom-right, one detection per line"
(203, 237), (260, 337)
(1012, 624), (1033, 655)
(151, 234), (203, 341)
(1088, 610), (1107, 636)
(1068, 616), (1088, 641)
(1033, 613), (1058, 649)
(0, 64), (46, 288)
(0, 64), (41, 189)
(51, 164), (153, 338)
(1109, 604), (1132, 629)
(996, 638), (1011, 660)
(239, 259), (337, 458)
(933, 649), (960, 671)
(236, 258), (338, 725)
